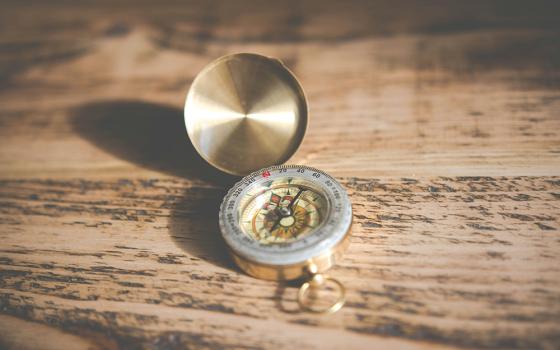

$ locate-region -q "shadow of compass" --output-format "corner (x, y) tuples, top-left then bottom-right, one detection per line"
(71, 100), (237, 270)
(167, 185), (233, 270)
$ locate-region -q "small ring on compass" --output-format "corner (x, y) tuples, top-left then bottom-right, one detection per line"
(297, 274), (346, 314)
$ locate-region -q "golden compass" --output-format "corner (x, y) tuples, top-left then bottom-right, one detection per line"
(185, 53), (352, 313)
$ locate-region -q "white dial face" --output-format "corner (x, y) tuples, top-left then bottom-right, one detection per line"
(219, 165), (352, 266)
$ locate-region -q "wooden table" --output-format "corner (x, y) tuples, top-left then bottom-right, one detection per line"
(1, 1), (559, 349)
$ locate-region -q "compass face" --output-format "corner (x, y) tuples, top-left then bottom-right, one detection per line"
(239, 182), (329, 244)
(219, 165), (352, 266)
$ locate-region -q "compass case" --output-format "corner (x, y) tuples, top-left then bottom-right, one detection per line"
(229, 227), (352, 281)
(184, 53), (308, 176)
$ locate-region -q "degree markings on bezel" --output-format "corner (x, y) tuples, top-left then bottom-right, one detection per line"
(219, 165), (352, 266)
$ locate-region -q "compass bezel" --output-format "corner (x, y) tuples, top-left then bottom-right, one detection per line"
(219, 165), (352, 278)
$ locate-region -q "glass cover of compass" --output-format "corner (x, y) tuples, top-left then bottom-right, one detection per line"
(219, 165), (352, 278)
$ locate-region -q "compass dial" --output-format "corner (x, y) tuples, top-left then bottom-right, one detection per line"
(240, 184), (329, 244)
(219, 165), (352, 268)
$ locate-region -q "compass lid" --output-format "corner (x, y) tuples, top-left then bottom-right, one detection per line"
(184, 53), (308, 176)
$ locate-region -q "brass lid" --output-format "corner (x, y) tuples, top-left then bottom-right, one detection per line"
(184, 53), (308, 176)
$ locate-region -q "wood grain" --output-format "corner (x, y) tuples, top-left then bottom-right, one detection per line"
(0, 1), (559, 349)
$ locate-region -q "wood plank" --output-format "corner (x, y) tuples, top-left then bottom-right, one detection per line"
(1, 176), (558, 349)
(0, 1), (559, 349)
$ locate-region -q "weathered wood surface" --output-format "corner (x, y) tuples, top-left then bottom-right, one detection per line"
(1, 1), (559, 349)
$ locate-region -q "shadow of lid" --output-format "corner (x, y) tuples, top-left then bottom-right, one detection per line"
(71, 99), (235, 185)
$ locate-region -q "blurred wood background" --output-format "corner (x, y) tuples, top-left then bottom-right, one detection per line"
(1, 1), (559, 349)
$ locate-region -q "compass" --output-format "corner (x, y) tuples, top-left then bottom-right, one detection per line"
(219, 165), (352, 313)
(184, 53), (353, 313)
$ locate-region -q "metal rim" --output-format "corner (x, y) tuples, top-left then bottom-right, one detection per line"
(297, 274), (346, 314)
(218, 165), (353, 266)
